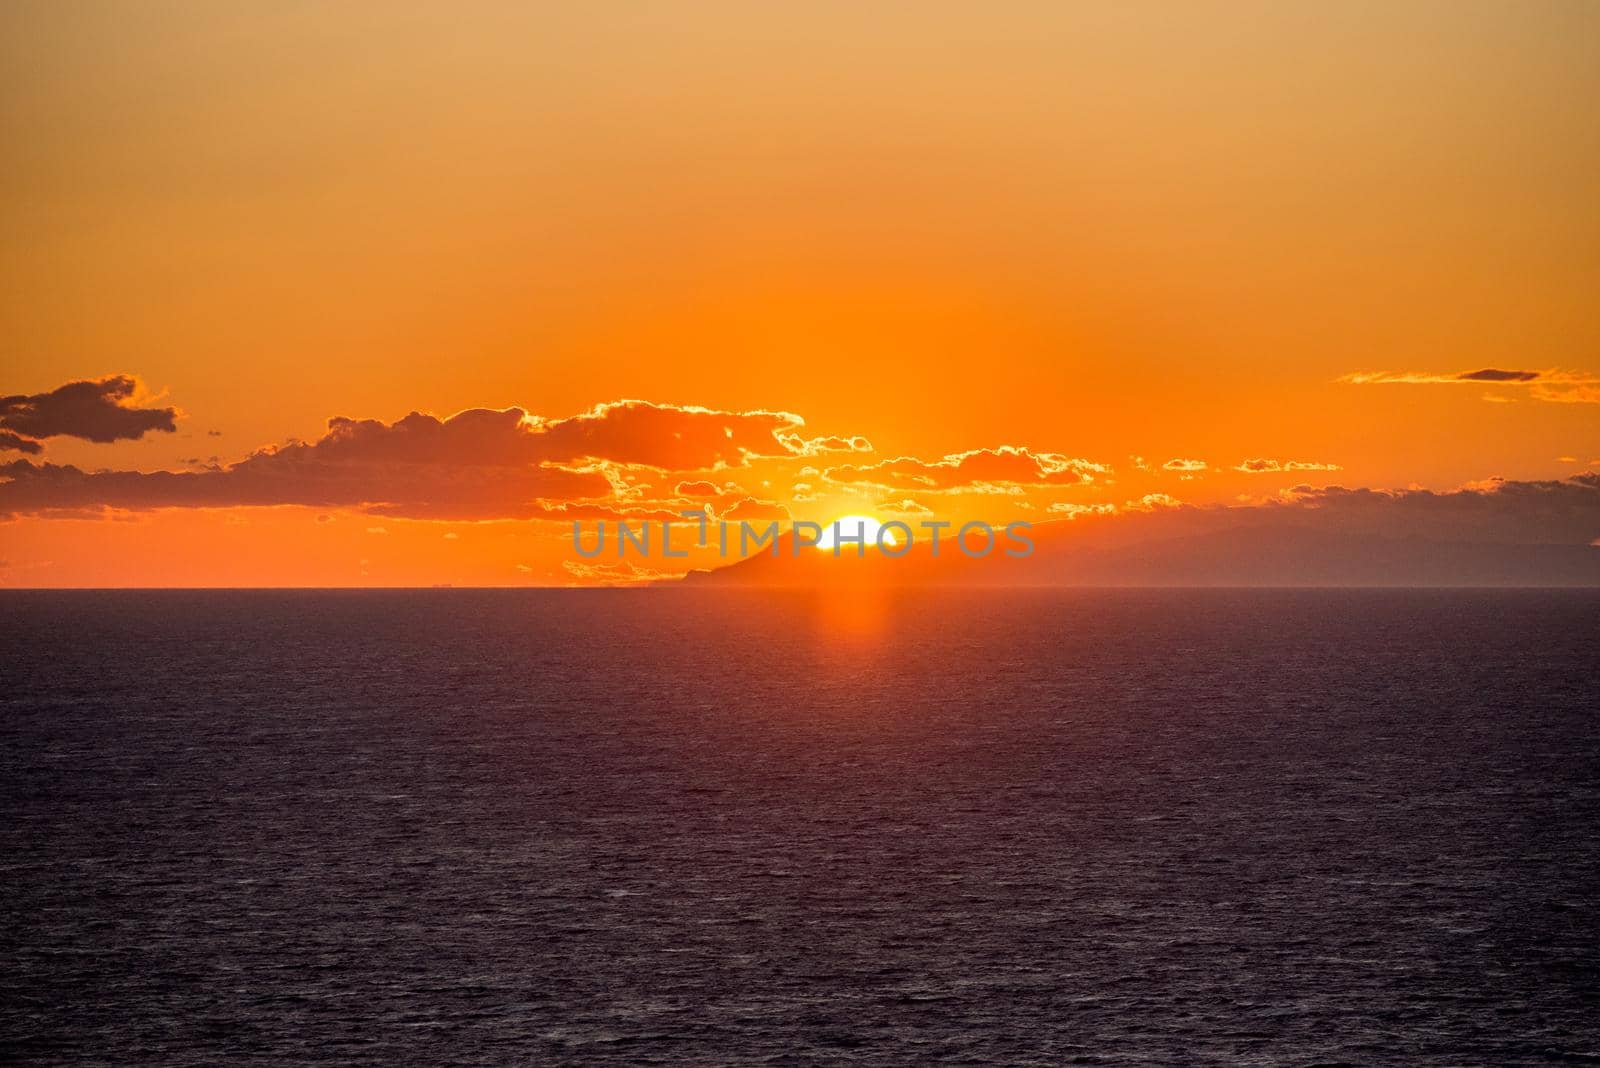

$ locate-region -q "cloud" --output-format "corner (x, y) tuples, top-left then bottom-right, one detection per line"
(1342, 369), (1540, 385)
(1234, 458), (1342, 473)
(0, 398), (881, 520)
(528, 399), (816, 468)
(0, 456), (609, 521)
(1048, 502), (1117, 517)
(668, 478), (792, 518)
(880, 498), (933, 515)
(826, 447), (1107, 493)
(718, 497), (791, 522)
(1126, 493), (1185, 511)
(1162, 459), (1208, 473)
(674, 479), (735, 497)
(773, 432), (873, 456)
(1340, 368), (1600, 404)
(0, 376), (178, 448)
(0, 407), (611, 520)
(1532, 382), (1600, 405)
(0, 430), (43, 454)
(1458, 368), (1540, 382)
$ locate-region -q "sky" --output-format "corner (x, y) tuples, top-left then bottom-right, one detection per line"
(2, 1), (1598, 586)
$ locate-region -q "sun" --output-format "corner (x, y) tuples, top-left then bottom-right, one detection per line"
(815, 515), (898, 551)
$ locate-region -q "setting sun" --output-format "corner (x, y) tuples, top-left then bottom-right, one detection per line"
(815, 515), (897, 551)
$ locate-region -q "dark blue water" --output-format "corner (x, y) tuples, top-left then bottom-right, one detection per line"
(3, 589), (1598, 1065)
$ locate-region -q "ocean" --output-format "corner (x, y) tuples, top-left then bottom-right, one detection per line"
(3, 589), (1598, 1064)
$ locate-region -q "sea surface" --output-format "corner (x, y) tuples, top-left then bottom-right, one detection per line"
(3, 589), (1598, 1065)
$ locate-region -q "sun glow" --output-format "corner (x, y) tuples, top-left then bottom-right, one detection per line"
(814, 515), (897, 551)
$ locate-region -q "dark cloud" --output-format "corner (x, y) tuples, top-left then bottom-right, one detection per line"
(0, 397), (886, 519)
(1457, 368), (1540, 382)
(1341, 368), (1598, 403)
(2, 396), (888, 522)
(529, 400), (810, 469)
(827, 447), (1106, 493)
(0, 376), (177, 446)
(0, 430), (42, 454)
(0, 407), (610, 520)
(0, 455), (609, 521)
(294, 408), (550, 467)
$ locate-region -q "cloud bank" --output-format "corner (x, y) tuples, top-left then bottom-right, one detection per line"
(0, 394), (887, 519)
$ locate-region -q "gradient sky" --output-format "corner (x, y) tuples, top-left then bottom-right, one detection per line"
(3, 1), (1598, 585)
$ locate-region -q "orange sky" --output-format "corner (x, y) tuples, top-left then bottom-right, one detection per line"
(3, 1), (1598, 586)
